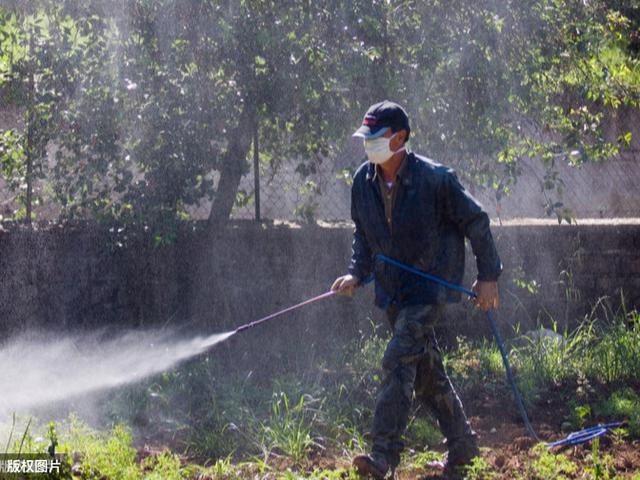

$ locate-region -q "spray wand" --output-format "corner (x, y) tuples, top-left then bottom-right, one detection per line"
(233, 290), (336, 334)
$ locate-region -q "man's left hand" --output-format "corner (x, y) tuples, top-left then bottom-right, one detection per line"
(471, 280), (499, 311)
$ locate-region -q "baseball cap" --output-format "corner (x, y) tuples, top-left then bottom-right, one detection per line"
(352, 100), (410, 140)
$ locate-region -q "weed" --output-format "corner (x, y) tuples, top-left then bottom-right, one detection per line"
(512, 266), (541, 295)
(595, 388), (640, 438)
(67, 417), (141, 480)
(567, 402), (592, 429)
(609, 427), (629, 447)
(201, 455), (242, 480)
(586, 437), (616, 480)
(258, 392), (321, 465)
(347, 326), (388, 387)
(406, 447), (444, 468)
(280, 467), (358, 479)
(340, 425), (367, 455)
(529, 444), (578, 480)
(247, 453), (272, 475)
(463, 456), (497, 480)
(586, 310), (640, 383)
(141, 451), (183, 480)
(405, 415), (443, 448)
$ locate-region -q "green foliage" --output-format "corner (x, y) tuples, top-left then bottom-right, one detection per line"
(292, 180), (320, 223)
(584, 309), (640, 383)
(141, 451), (184, 480)
(446, 336), (505, 397)
(0, 6), (100, 222)
(595, 388), (640, 438)
(258, 392), (322, 465)
(512, 266), (541, 295)
(586, 437), (617, 480)
(408, 447), (444, 467)
(199, 455), (243, 480)
(279, 467), (360, 480)
(67, 417), (141, 479)
(405, 416), (443, 448)
(463, 455), (498, 480)
(529, 444), (578, 480)
(1, 0), (638, 228)
(448, 305), (640, 409)
(568, 402), (592, 429)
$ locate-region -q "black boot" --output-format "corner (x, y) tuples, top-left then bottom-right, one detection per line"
(352, 452), (390, 479)
(443, 435), (480, 478)
(425, 435), (480, 478)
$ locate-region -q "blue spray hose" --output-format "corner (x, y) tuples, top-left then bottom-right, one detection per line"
(372, 254), (539, 441)
(372, 254), (625, 447)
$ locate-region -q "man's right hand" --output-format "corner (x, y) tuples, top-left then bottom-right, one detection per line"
(331, 274), (360, 297)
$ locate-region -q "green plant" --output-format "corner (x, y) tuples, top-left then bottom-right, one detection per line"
(585, 310), (640, 383)
(258, 392), (321, 465)
(586, 437), (616, 480)
(281, 467), (358, 479)
(141, 451), (184, 480)
(340, 425), (367, 455)
(609, 427), (629, 447)
(568, 402), (592, 429)
(463, 456), (497, 480)
(512, 266), (541, 295)
(529, 444), (578, 480)
(201, 455), (243, 480)
(67, 416), (141, 480)
(405, 416), (443, 449)
(408, 448), (444, 468)
(595, 388), (640, 438)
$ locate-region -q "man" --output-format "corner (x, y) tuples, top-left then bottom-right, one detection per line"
(331, 100), (502, 479)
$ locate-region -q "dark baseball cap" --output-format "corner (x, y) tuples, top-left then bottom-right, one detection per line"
(352, 100), (410, 139)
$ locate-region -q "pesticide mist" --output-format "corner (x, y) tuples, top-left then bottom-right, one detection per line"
(0, 329), (235, 417)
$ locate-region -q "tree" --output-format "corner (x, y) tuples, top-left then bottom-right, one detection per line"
(0, 6), (98, 222)
(1, 0), (638, 232)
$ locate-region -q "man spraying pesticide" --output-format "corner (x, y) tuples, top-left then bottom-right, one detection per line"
(331, 100), (502, 479)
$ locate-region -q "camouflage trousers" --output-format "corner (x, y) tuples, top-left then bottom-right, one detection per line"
(371, 304), (475, 468)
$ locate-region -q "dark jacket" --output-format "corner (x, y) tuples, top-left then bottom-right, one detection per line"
(348, 151), (502, 309)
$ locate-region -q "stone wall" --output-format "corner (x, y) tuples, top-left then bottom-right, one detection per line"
(1, 220), (638, 357)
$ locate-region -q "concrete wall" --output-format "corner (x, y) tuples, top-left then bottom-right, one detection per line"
(1, 221), (639, 356)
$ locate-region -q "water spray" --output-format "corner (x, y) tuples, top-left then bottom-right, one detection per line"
(1, 259), (624, 448)
(0, 291), (337, 417)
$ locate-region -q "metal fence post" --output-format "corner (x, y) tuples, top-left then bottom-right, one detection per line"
(253, 122), (261, 222)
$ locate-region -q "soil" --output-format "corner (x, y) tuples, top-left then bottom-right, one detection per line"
(131, 384), (640, 479)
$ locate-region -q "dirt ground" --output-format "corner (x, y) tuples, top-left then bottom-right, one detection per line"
(305, 394), (640, 479)
(377, 389), (639, 479)
(134, 384), (640, 479)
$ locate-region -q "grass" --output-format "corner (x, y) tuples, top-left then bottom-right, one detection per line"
(595, 388), (640, 437)
(1, 305), (639, 478)
(405, 415), (443, 448)
(258, 392), (322, 465)
(528, 444), (578, 480)
(448, 305), (640, 418)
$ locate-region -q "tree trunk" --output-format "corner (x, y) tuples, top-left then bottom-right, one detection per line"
(207, 104), (254, 229)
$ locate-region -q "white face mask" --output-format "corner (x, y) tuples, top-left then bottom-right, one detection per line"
(363, 133), (405, 164)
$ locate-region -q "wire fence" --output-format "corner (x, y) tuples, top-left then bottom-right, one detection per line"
(230, 147), (640, 223)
